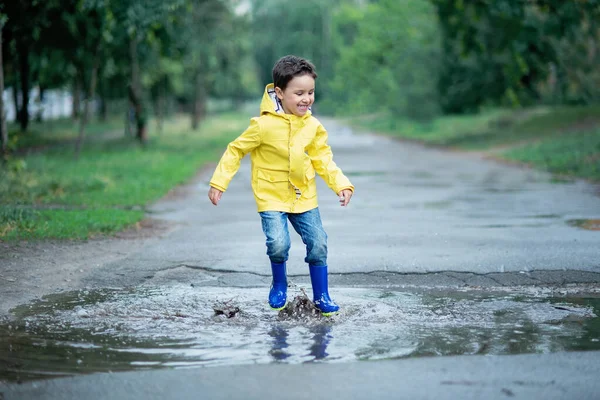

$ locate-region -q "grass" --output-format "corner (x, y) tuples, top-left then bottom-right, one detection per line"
(0, 207), (144, 240)
(355, 108), (509, 147)
(7, 117), (126, 150)
(503, 129), (600, 181)
(0, 112), (251, 240)
(351, 105), (600, 182)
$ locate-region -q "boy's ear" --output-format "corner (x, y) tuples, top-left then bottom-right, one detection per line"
(275, 87), (284, 100)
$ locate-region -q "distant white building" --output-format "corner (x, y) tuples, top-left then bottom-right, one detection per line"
(3, 87), (73, 122)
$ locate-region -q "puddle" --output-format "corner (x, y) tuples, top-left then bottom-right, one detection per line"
(483, 187), (527, 193)
(344, 171), (387, 177)
(404, 182), (453, 188)
(423, 201), (453, 209)
(566, 219), (600, 231)
(478, 223), (550, 229)
(1, 286), (599, 383)
(529, 214), (562, 219)
(550, 176), (576, 184)
(411, 171), (435, 179)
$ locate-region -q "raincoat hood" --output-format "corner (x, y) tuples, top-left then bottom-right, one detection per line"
(260, 83), (312, 119)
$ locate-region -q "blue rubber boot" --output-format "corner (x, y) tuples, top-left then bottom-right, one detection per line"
(269, 262), (287, 310)
(309, 265), (339, 315)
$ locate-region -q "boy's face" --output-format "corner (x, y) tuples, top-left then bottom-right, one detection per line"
(275, 74), (315, 117)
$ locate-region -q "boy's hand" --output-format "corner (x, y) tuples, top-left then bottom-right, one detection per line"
(338, 189), (353, 207)
(208, 187), (223, 206)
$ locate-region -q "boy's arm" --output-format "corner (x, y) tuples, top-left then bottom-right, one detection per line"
(306, 124), (354, 195)
(209, 118), (261, 192)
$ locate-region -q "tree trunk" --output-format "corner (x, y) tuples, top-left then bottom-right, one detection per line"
(72, 74), (82, 120)
(98, 83), (107, 121)
(129, 34), (146, 142)
(97, 68), (107, 121)
(154, 78), (165, 134)
(0, 25), (8, 157)
(124, 105), (132, 137)
(192, 69), (206, 130)
(74, 49), (100, 159)
(12, 74), (19, 125)
(98, 96), (107, 121)
(128, 85), (147, 142)
(16, 38), (30, 131)
(36, 85), (45, 122)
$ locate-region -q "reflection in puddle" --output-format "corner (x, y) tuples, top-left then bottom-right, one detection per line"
(1, 287), (598, 382)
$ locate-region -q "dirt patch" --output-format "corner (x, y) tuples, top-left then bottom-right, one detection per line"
(0, 213), (182, 317)
(0, 207), (181, 319)
(113, 217), (176, 239)
(0, 235), (153, 317)
(566, 219), (600, 231)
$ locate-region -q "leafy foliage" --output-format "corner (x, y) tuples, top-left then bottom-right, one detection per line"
(1, 0), (254, 139)
(432, 0), (600, 112)
(329, 0), (441, 119)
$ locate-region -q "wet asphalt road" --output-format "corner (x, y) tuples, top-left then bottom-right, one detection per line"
(84, 118), (600, 289)
(4, 351), (600, 400)
(2, 118), (600, 399)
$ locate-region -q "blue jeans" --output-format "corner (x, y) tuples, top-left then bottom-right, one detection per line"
(259, 208), (328, 267)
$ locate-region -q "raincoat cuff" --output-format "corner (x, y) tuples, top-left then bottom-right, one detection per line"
(210, 182), (227, 192)
(337, 185), (354, 194)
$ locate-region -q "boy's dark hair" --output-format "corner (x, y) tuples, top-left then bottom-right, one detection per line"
(272, 55), (318, 90)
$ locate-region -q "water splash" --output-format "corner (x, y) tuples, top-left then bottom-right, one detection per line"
(1, 286), (598, 382)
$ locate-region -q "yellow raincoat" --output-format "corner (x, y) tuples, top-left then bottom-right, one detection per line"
(209, 84), (354, 213)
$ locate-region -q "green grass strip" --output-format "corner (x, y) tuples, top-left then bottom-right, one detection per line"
(503, 129), (600, 181)
(0, 206), (145, 240)
(0, 112), (250, 240)
(353, 105), (600, 147)
(351, 109), (508, 146)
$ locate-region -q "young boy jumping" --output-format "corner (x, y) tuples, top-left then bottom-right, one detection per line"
(208, 55), (354, 315)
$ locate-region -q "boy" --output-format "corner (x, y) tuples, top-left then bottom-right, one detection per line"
(208, 55), (354, 315)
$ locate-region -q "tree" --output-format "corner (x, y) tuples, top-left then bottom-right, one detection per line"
(2, 0), (81, 130)
(0, 12), (7, 157)
(432, 0), (600, 112)
(173, 0), (249, 130)
(0, 0), (255, 154)
(330, 0), (441, 119)
(2, 0), (51, 131)
(70, 0), (114, 157)
(249, 0), (340, 106)
(110, 0), (187, 141)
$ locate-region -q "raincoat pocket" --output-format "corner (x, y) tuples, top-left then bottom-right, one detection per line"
(255, 169), (292, 202)
(303, 166), (317, 199)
